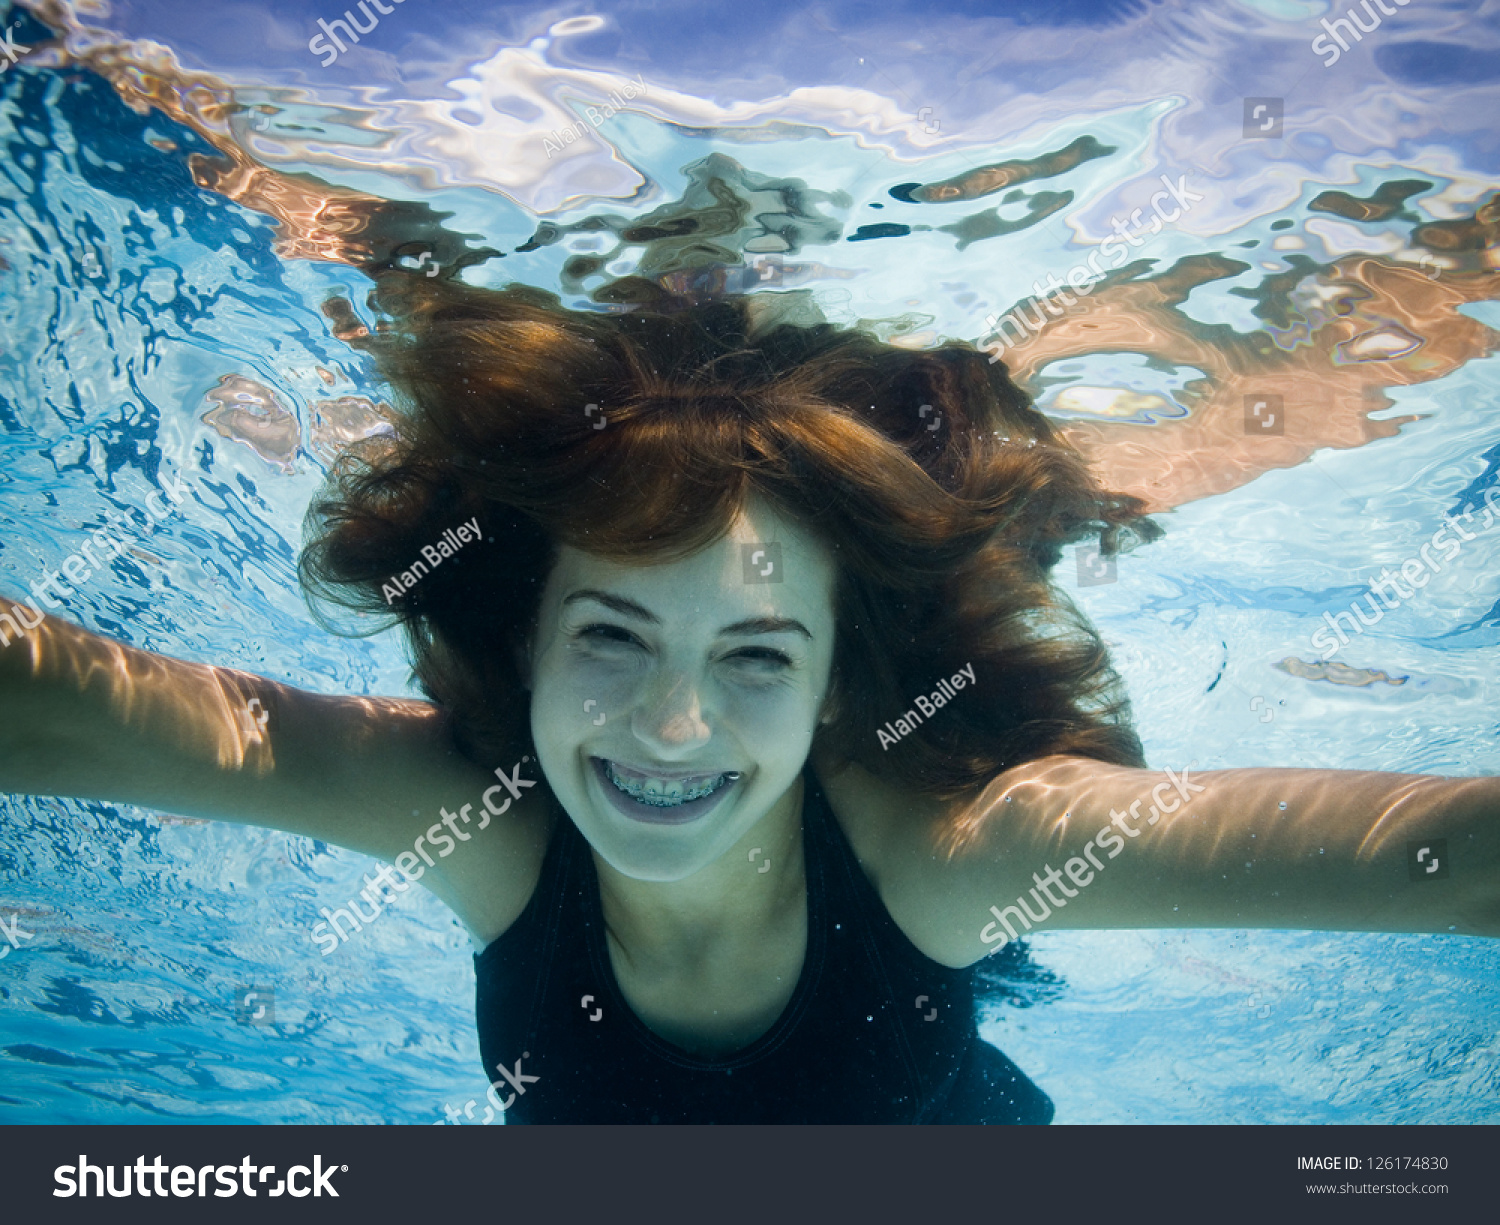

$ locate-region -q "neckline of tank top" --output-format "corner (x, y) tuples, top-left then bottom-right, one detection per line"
(576, 770), (832, 1071)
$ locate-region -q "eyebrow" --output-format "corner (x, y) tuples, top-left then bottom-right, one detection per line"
(562, 589), (814, 640)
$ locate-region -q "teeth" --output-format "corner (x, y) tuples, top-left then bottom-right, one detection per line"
(605, 762), (734, 807)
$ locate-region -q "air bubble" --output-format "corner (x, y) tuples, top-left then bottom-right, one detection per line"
(1278, 801), (1288, 810)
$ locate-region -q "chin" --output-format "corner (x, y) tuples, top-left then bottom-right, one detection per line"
(571, 811), (739, 881)
(594, 843), (712, 883)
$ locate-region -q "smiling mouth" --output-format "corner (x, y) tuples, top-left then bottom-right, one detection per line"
(602, 759), (740, 808)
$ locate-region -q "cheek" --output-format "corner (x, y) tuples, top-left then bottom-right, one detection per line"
(717, 682), (821, 745)
(531, 649), (635, 736)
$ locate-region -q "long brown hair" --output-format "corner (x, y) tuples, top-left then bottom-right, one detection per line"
(300, 279), (1159, 798)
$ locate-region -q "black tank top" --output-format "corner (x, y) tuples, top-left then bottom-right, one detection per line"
(472, 768), (1054, 1124)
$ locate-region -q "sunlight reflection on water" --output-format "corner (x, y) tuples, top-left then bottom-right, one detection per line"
(0, 0), (1496, 1123)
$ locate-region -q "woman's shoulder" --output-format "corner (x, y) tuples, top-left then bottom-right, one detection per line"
(808, 744), (1075, 851)
(807, 746), (1112, 965)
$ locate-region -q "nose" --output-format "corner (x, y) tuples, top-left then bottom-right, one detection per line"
(629, 669), (712, 757)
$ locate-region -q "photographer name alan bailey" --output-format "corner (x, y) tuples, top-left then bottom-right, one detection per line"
(542, 74), (648, 156)
(382, 517), (480, 604)
(878, 663), (976, 750)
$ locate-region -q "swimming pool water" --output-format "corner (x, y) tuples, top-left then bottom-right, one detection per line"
(1, 0), (1497, 1124)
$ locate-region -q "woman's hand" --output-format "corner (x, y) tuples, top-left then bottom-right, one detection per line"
(816, 750), (1500, 967)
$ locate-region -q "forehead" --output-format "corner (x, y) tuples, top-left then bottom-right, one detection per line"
(544, 497), (837, 628)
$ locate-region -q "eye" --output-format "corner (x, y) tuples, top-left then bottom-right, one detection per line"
(575, 623), (642, 647)
(725, 647), (794, 670)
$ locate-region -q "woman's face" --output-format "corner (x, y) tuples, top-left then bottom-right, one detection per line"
(525, 496), (838, 881)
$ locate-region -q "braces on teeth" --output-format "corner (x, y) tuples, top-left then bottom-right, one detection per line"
(605, 762), (740, 807)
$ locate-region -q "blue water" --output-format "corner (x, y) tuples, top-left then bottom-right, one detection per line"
(1, 0), (1497, 1123)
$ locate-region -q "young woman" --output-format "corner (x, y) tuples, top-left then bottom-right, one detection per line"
(1, 279), (1495, 1123)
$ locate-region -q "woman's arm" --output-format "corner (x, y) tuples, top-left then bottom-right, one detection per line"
(0, 594), (551, 943)
(815, 749), (1500, 968)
